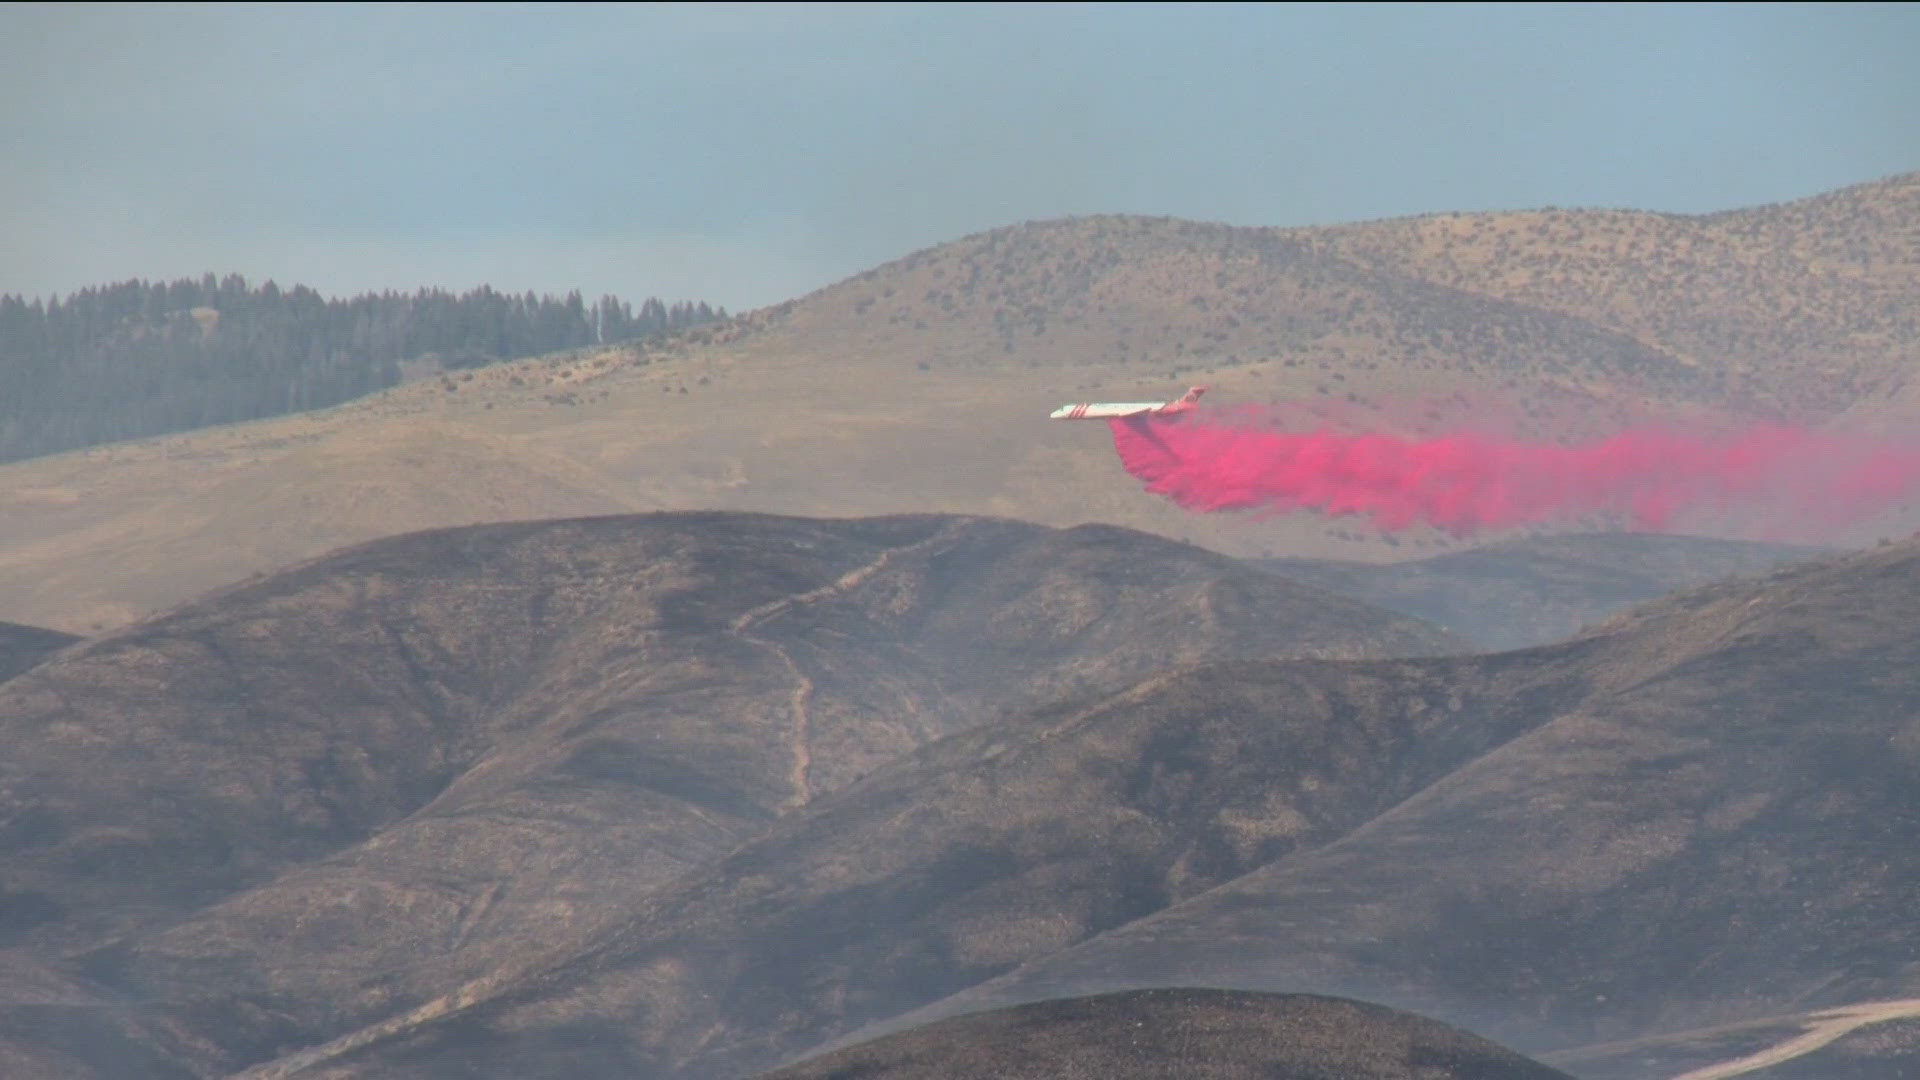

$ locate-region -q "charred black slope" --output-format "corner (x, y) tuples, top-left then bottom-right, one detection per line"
(285, 651), (1540, 1079)
(0, 621), (77, 684)
(757, 989), (1575, 1080)
(0, 511), (1456, 1076)
(914, 536), (1920, 1063)
(224, 535), (1920, 1080)
(1257, 531), (1827, 650)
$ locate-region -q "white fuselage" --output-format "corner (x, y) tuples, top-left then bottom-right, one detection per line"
(1049, 386), (1205, 421)
(1048, 401), (1171, 420)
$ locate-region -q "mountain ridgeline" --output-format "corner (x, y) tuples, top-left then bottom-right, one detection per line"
(2, 175), (1917, 636)
(0, 276), (724, 463)
(759, 989), (1576, 1080)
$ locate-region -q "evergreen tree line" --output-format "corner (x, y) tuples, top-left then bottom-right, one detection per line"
(0, 274), (724, 463)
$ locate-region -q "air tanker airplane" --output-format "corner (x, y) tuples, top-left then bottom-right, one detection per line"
(1049, 386), (1206, 420)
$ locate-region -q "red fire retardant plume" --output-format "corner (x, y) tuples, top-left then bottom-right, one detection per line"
(1107, 414), (1920, 535)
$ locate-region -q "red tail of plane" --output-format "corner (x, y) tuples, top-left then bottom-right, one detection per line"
(1166, 386), (1206, 412)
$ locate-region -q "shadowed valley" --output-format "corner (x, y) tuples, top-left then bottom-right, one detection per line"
(0, 621), (76, 684)
(1256, 532), (1828, 650)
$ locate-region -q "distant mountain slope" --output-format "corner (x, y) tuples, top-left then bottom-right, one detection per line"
(1307, 171), (1920, 415)
(0, 621), (76, 683)
(744, 213), (1722, 423)
(0, 418), (639, 631)
(0, 511), (1455, 1077)
(757, 989), (1574, 1080)
(4, 173), (1915, 633)
(741, 170), (1920, 420)
(0, 276), (723, 465)
(1256, 532), (1829, 650)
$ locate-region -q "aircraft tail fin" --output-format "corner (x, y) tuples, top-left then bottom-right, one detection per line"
(1161, 386), (1206, 413)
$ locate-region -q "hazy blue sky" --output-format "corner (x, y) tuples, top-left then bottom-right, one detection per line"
(5, 2), (1917, 311)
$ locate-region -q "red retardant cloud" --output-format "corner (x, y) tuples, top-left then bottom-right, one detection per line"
(1107, 413), (1920, 535)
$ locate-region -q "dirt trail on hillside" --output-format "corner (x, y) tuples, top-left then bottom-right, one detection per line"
(1665, 998), (1920, 1080)
(232, 525), (975, 1080)
(728, 522), (968, 811)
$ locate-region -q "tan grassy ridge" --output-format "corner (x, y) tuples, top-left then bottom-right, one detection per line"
(2, 171), (1915, 632)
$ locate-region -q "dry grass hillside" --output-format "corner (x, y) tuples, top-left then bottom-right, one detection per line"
(742, 214), (1720, 417)
(1310, 172), (1920, 416)
(2, 173), (1915, 631)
